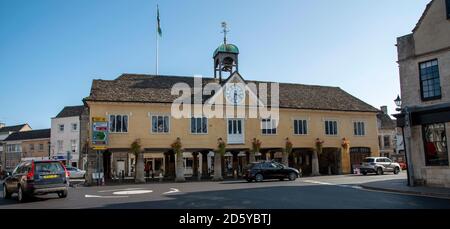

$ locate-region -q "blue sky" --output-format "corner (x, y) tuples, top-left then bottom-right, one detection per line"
(0, 0), (429, 129)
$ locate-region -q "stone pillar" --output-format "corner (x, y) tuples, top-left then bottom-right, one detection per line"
(232, 152), (239, 178)
(135, 152), (145, 183)
(192, 152), (199, 178)
(201, 151), (209, 179)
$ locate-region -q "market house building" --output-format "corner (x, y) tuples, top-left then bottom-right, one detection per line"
(83, 38), (380, 182)
(395, 0), (450, 187)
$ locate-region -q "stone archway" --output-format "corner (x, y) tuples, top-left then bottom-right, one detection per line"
(319, 148), (341, 175)
(290, 148), (313, 176)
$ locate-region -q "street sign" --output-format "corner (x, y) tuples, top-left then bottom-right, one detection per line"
(92, 117), (108, 147)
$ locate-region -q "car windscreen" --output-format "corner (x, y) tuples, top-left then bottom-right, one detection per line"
(35, 162), (64, 174)
(363, 158), (375, 163)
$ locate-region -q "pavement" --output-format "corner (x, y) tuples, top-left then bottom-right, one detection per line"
(1, 172), (450, 209)
(360, 177), (450, 199)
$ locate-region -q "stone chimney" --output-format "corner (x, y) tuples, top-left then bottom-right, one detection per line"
(380, 106), (388, 114)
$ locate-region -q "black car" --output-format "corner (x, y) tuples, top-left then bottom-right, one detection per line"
(244, 161), (301, 182)
(2, 160), (69, 202)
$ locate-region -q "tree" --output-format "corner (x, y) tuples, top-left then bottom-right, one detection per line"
(131, 139), (145, 183)
(171, 137), (185, 182)
(250, 138), (261, 163)
(213, 138), (226, 181)
(311, 138), (323, 176)
(282, 138), (293, 166)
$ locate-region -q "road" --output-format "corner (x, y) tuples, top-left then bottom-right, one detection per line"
(1, 173), (450, 209)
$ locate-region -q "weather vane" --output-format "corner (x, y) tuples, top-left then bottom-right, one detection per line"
(221, 21), (229, 44)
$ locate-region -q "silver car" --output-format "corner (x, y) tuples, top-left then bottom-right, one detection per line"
(66, 167), (86, 179)
(359, 157), (401, 175)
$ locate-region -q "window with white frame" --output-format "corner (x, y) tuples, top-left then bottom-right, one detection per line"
(261, 118), (277, 135)
(58, 124), (64, 132)
(325, 120), (338, 135)
(294, 119), (308, 135)
(70, 139), (77, 152)
(353, 121), (365, 136)
(57, 140), (63, 152)
(191, 117), (208, 134)
(7, 144), (21, 153)
(109, 114), (128, 133)
(151, 115), (170, 133)
(71, 123), (78, 131)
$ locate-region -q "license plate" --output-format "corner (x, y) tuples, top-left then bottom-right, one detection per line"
(43, 175), (58, 179)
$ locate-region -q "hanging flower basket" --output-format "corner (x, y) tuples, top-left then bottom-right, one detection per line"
(251, 138), (262, 153)
(315, 138), (324, 153)
(341, 138), (350, 150)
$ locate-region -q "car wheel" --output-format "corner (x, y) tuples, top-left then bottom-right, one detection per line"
(362, 171), (367, 176)
(58, 190), (68, 198)
(3, 185), (11, 199)
(17, 186), (27, 203)
(376, 167), (383, 175)
(255, 174), (264, 182)
(288, 172), (297, 181)
(393, 167), (400, 175)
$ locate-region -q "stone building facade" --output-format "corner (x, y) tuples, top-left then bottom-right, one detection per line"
(395, 0), (450, 187)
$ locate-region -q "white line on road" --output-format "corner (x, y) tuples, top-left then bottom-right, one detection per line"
(85, 194), (129, 198)
(113, 190), (153, 195)
(302, 180), (362, 190)
(163, 188), (180, 195)
(98, 188), (144, 193)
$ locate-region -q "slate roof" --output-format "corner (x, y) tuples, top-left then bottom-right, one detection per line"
(3, 129), (51, 141)
(377, 112), (396, 130)
(84, 74), (378, 113)
(0, 124), (29, 133)
(55, 105), (85, 118)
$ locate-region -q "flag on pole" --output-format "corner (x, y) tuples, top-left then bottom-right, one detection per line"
(157, 5), (162, 37)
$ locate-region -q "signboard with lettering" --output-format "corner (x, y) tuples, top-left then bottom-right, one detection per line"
(92, 117), (108, 147)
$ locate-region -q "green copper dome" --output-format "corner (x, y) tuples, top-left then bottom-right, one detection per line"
(213, 43), (239, 57)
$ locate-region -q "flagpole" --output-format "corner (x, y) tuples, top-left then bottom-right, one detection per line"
(156, 25), (159, 76)
(156, 5), (159, 76)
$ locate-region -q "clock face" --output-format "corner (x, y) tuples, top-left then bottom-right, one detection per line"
(225, 84), (245, 104)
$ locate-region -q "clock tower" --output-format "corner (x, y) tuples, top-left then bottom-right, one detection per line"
(213, 22), (239, 83)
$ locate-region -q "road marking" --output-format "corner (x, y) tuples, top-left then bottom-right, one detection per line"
(113, 190), (153, 195)
(163, 188), (180, 195)
(85, 194), (128, 198)
(303, 180), (362, 190)
(98, 188), (144, 193)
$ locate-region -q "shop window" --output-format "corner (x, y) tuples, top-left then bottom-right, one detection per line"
(422, 123), (448, 166)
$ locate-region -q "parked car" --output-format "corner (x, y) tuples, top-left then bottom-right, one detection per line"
(244, 161), (301, 182)
(66, 167), (86, 179)
(359, 157), (401, 175)
(2, 160), (70, 202)
(398, 162), (407, 170)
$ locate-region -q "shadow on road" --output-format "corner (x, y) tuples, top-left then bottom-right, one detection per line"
(96, 185), (450, 209)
